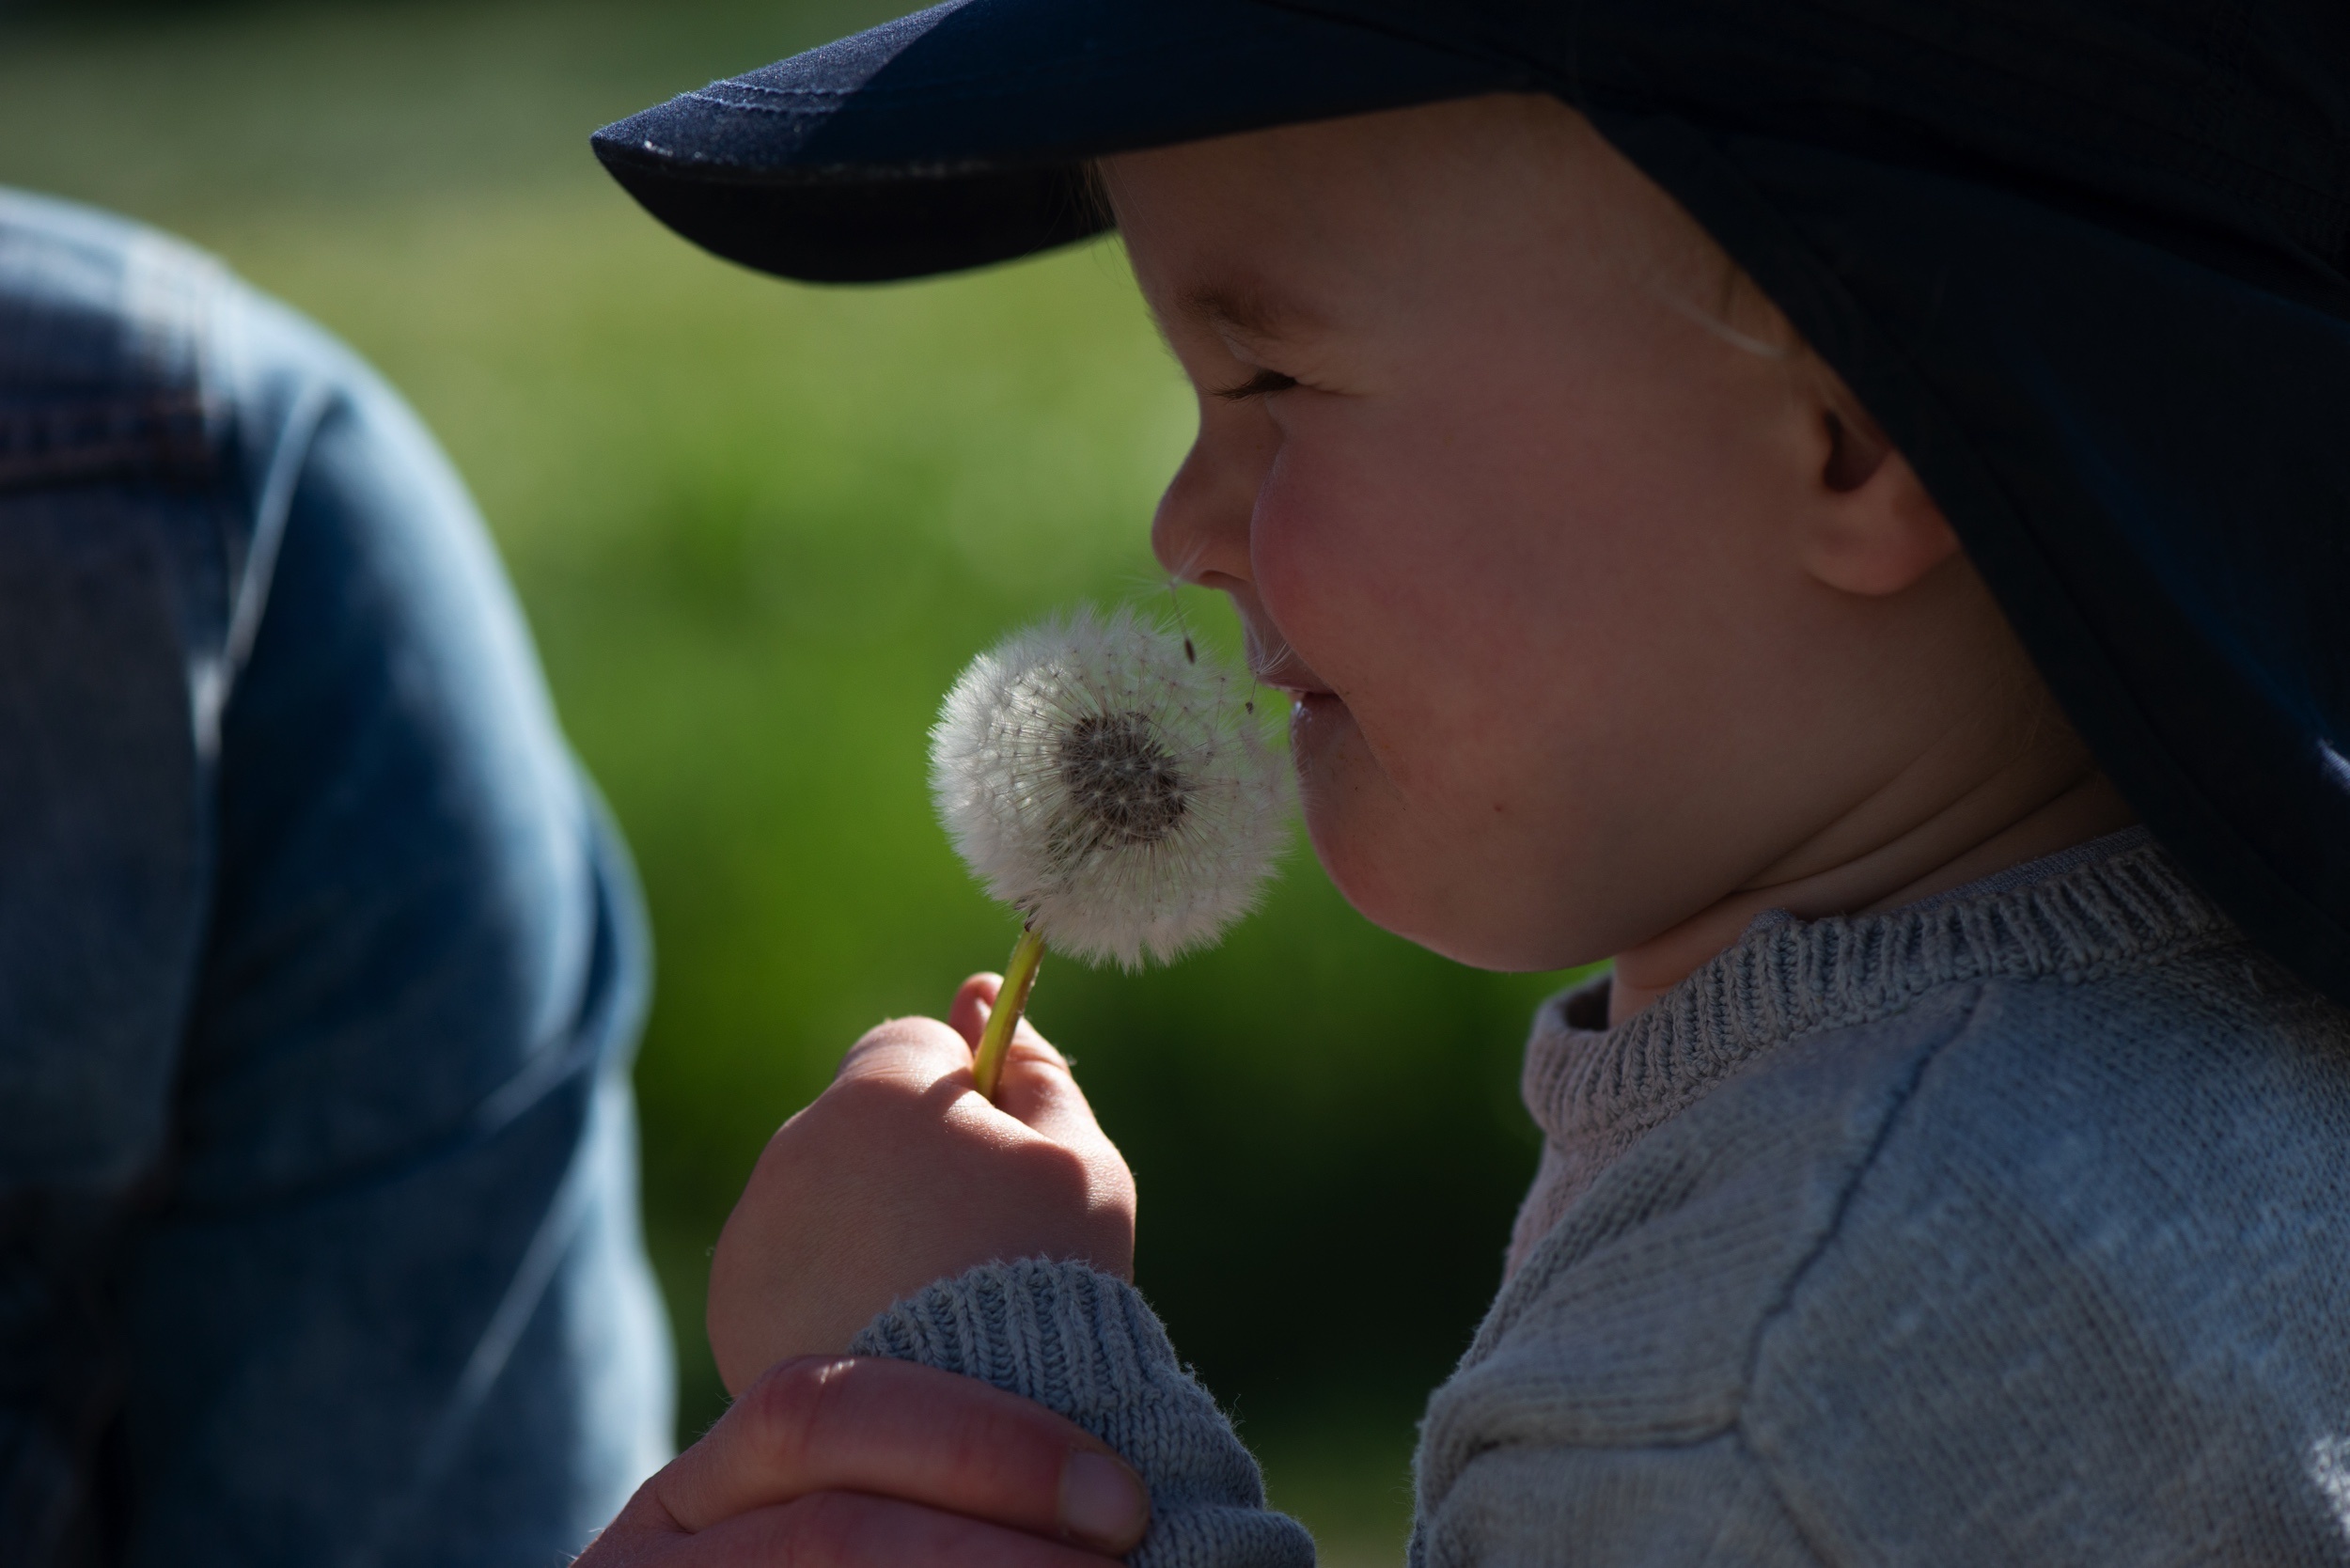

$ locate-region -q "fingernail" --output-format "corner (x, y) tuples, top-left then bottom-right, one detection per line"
(1059, 1450), (1148, 1549)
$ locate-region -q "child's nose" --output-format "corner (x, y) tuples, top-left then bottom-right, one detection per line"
(1151, 413), (1273, 588)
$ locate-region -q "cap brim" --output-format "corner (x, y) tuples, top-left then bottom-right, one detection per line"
(590, 0), (1524, 283)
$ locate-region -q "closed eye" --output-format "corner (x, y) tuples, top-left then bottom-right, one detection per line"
(1214, 368), (1299, 401)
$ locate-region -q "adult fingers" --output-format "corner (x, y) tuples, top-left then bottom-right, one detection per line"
(688, 1491), (1128, 1568)
(650, 1356), (1149, 1554)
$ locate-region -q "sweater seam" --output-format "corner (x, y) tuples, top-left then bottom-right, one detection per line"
(1726, 981), (1986, 1568)
(1730, 1425), (1838, 1568)
(1585, 964), (1961, 1149)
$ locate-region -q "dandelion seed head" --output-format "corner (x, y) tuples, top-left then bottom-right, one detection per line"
(930, 604), (1291, 969)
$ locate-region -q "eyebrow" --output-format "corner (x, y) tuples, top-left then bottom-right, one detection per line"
(1174, 282), (1324, 346)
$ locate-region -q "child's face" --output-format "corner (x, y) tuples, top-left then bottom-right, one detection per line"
(1107, 96), (2060, 972)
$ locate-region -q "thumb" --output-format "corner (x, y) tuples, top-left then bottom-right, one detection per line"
(833, 1012), (976, 1091)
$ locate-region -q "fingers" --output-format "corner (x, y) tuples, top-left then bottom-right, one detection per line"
(947, 979), (1110, 1149)
(651, 1356), (1149, 1554)
(947, 974), (1061, 1062)
(989, 1030), (1115, 1157)
(837, 982), (1067, 1094)
(843, 982), (1101, 1149)
(690, 1491), (1129, 1567)
(947, 973), (1003, 1051)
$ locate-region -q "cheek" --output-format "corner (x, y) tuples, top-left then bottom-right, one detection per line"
(1255, 435), (1454, 686)
(1247, 410), (1603, 954)
(1250, 408), (1589, 767)
(1241, 380), (1789, 966)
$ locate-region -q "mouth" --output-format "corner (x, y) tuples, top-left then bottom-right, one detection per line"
(1235, 610), (1350, 766)
(1245, 638), (1349, 776)
(1258, 666), (1341, 729)
(1243, 626), (1334, 700)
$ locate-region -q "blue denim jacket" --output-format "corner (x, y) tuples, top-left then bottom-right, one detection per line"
(0, 189), (672, 1567)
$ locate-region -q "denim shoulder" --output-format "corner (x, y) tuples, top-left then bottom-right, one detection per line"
(0, 188), (228, 499)
(0, 188), (259, 1194)
(0, 188), (670, 1568)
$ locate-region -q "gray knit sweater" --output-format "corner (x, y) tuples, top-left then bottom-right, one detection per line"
(852, 831), (2350, 1564)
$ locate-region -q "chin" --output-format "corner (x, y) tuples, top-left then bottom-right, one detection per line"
(1292, 699), (1622, 972)
(1303, 792), (1601, 973)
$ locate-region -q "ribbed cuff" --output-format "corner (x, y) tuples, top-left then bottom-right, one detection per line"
(852, 1259), (1317, 1568)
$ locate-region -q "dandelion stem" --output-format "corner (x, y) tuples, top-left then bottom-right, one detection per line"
(972, 922), (1049, 1102)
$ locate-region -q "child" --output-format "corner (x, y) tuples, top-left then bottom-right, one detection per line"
(579, 3), (2350, 1563)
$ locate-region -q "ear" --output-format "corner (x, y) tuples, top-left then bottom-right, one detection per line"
(1797, 401), (1962, 596)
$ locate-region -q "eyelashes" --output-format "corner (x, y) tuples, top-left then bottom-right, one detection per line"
(1214, 368), (1299, 401)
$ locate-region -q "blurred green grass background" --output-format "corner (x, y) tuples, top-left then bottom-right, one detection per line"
(0, 2), (1586, 1559)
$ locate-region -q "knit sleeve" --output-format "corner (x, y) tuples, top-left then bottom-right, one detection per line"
(849, 1259), (1316, 1568)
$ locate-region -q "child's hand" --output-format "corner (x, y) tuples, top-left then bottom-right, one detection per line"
(707, 974), (1137, 1394)
(576, 1353), (1150, 1566)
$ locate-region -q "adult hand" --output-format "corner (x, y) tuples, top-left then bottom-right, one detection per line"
(575, 1353), (1150, 1566)
(706, 974), (1137, 1394)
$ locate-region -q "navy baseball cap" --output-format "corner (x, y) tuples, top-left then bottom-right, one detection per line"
(590, 0), (1527, 284)
(596, 1), (2350, 1008)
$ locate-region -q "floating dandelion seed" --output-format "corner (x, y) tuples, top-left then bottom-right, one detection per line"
(931, 605), (1290, 1099)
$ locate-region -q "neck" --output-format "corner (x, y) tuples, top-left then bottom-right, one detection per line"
(1607, 765), (2137, 1025)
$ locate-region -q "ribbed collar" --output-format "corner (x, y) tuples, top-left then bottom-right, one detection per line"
(1505, 829), (2239, 1275)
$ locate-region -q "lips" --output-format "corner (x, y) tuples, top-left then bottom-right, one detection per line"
(1235, 609), (1349, 776)
(1256, 662), (1335, 700)
(1242, 622), (1334, 699)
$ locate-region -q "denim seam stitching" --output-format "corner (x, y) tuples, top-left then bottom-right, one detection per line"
(0, 393), (218, 494)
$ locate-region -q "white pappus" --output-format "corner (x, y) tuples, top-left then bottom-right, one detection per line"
(930, 604), (1290, 970)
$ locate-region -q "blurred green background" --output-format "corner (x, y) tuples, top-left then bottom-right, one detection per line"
(0, 1), (1586, 1560)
